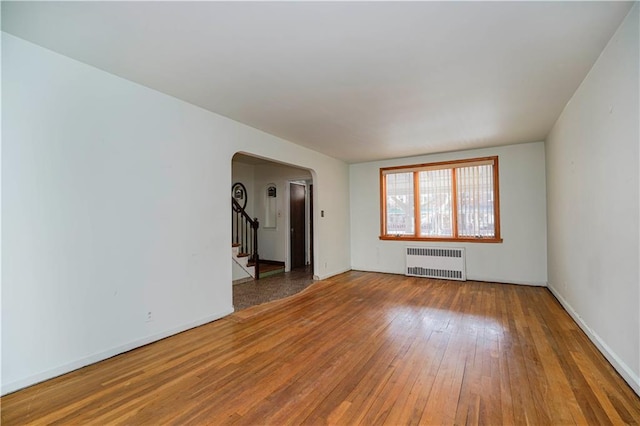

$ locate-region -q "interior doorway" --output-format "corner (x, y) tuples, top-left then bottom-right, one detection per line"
(231, 154), (316, 311)
(231, 153), (315, 285)
(289, 182), (306, 269)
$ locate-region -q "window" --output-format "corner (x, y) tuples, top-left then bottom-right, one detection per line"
(380, 156), (502, 242)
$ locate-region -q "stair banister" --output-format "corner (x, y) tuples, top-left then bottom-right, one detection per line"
(231, 197), (260, 279)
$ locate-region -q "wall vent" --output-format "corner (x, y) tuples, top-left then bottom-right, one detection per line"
(406, 247), (466, 281)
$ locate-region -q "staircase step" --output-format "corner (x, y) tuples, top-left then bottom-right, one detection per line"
(259, 268), (285, 278)
(232, 243), (242, 248)
(237, 253), (250, 258)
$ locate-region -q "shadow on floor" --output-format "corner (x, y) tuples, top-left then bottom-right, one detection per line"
(233, 266), (315, 311)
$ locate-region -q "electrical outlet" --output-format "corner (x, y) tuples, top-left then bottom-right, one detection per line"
(146, 311), (153, 322)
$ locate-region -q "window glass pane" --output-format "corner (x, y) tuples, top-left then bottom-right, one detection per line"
(381, 156), (499, 241)
(418, 169), (453, 237)
(456, 164), (495, 237)
(385, 173), (414, 235)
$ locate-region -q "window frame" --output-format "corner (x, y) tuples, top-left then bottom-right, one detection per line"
(379, 156), (502, 243)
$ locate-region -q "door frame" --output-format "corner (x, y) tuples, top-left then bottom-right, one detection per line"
(285, 179), (314, 274)
(288, 181), (307, 271)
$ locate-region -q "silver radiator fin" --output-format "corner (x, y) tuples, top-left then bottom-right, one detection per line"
(406, 247), (466, 281)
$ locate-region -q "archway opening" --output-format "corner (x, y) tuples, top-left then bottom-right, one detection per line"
(231, 152), (316, 311)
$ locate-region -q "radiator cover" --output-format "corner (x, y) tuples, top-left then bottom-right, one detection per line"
(406, 247), (466, 281)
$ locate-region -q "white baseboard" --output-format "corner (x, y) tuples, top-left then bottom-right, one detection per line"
(467, 276), (548, 287)
(548, 285), (640, 396)
(314, 267), (351, 281)
(350, 267), (547, 287)
(1, 307), (234, 396)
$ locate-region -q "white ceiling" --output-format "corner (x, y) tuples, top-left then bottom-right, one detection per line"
(2, 1), (633, 163)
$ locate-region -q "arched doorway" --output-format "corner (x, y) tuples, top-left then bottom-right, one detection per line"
(231, 153), (315, 310)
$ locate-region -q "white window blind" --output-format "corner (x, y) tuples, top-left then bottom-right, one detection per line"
(456, 164), (495, 238)
(385, 172), (414, 235)
(380, 156), (500, 242)
(418, 169), (453, 237)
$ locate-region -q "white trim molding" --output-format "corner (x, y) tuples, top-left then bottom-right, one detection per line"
(313, 267), (352, 281)
(548, 285), (640, 396)
(1, 307), (234, 396)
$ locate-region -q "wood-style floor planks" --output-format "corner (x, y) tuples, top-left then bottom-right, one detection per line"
(2, 271), (639, 425)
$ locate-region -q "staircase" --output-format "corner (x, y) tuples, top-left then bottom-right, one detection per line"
(232, 197), (260, 279)
(232, 243), (257, 278)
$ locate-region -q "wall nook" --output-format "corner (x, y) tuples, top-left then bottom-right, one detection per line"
(265, 184), (277, 228)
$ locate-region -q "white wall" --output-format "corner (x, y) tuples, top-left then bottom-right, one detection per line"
(231, 160), (255, 218)
(350, 142), (547, 285)
(2, 33), (350, 395)
(545, 5), (639, 394)
(231, 260), (250, 282)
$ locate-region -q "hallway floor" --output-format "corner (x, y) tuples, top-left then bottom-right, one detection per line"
(232, 265), (314, 311)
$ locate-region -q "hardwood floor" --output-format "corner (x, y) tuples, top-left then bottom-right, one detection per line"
(3, 271), (639, 425)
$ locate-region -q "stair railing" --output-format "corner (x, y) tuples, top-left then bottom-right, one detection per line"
(232, 197), (260, 279)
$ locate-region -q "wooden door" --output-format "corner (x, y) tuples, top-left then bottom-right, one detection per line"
(290, 183), (306, 269)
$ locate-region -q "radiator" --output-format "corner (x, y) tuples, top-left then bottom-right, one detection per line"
(405, 247), (466, 281)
